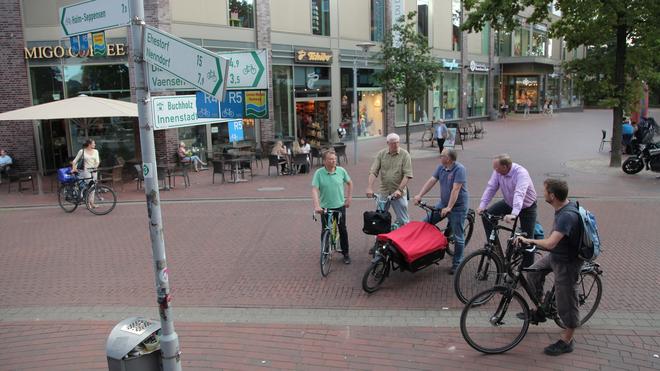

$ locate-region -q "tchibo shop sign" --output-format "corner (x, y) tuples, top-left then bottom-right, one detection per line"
(24, 44), (126, 60)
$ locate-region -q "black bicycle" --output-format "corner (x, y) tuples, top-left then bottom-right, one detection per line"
(57, 169), (117, 215)
(313, 209), (343, 277)
(453, 212), (513, 304)
(460, 242), (603, 354)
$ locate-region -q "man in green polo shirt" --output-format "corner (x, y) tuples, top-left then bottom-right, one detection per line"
(312, 151), (354, 264)
(366, 133), (413, 227)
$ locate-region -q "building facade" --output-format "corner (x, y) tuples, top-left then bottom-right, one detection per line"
(1, 0), (583, 174)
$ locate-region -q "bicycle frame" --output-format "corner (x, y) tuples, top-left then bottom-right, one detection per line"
(482, 213), (518, 258)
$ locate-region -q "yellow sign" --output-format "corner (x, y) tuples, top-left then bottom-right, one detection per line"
(244, 91), (268, 119)
(294, 49), (333, 64)
(92, 31), (107, 56)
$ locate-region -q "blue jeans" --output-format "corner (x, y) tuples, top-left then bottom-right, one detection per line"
(426, 206), (467, 269)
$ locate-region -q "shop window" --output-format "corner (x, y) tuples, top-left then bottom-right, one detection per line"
(312, 0), (330, 36)
(178, 125), (209, 161)
(497, 30), (512, 57)
(297, 100), (330, 147)
(442, 73), (460, 120)
(371, 0), (385, 42)
(531, 26), (547, 57)
(30, 66), (64, 105)
(471, 74), (487, 116)
(69, 119), (137, 166)
(395, 98), (428, 126)
(417, 0), (428, 38)
(451, 0), (461, 51)
(294, 66), (331, 98)
(514, 77), (539, 111)
(228, 0), (254, 28)
(64, 64), (130, 97)
(273, 65), (295, 139)
(481, 23), (490, 55)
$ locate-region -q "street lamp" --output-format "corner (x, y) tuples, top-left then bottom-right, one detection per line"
(353, 42), (376, 164)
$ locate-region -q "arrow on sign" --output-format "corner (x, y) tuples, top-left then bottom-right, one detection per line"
(220, 49), (268, 90)
(143, 26), (229, 99)
(60, 0), (130, 37)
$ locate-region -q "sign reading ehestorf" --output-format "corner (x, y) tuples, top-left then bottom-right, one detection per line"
(60, 0), (130, 37)
(143, 26), (229, 99)
(151, 95), (227, 130)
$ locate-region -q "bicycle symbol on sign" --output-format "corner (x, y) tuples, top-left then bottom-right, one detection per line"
(243, 64), (257, 75)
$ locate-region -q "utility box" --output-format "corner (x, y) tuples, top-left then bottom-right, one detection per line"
(106, 317), (162, 371)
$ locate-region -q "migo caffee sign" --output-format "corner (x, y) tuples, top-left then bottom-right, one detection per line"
(24, 43), (126, 59)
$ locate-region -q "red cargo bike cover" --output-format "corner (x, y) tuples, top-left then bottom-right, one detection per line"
(376, 221), (448, 264)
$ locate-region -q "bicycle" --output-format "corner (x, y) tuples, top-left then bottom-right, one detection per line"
(313, 209), (343, 277)
(460, 242), (603, 354)
(453, 212), (513, 304)
(57, 169), (117, 215)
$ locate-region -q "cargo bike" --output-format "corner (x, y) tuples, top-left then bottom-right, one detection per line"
(361, 201), (474, 293)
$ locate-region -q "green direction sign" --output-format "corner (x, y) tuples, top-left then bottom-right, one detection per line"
(60, 0), (130, 37)
(143, 26), (229, 99)
(221, 50), (268, 90)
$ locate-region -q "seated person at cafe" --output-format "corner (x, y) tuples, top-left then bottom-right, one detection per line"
(177, 142), (207, 172)
(0, 148), (13, 183)
(271, 140), (289, 173)
(293, 138), (311, 173)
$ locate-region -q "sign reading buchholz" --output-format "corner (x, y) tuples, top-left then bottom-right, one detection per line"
(60, 0), (131, 37)
(143, 25), (229, 99)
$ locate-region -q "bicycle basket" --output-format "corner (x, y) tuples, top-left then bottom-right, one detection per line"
(57, 167), (76, 184)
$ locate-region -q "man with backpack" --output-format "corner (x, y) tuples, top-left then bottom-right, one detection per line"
(516, 178), (584, 356)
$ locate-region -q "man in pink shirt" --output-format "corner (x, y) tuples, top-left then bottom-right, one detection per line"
(477, 154), (538, 267)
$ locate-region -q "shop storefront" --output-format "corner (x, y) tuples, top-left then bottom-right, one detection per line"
(467, 61), (489, 117)
(340, 68), (383, 139)
(24, 40), (135, 172)
(433, 60), (461, 121)
(293, 48), (333, 147)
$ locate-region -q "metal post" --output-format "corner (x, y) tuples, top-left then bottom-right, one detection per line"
(129, 0), (181, 369)
(352, 59), (358, 165)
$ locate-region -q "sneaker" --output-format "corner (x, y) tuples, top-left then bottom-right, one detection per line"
(516, 310), (546, 324)
(544, 339), (574, 356)
(343, 255), (351, 265)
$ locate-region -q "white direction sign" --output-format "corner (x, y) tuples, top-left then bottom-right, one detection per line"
(148, 49), (268, 92)
(151, 95), (227, 130)
(143, 26), (229, 99)
(60, 0), (130, 37)
(222, 50), (268, 90)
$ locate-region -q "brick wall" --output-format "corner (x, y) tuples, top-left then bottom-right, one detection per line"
(0, 0), (36, 172)
(256, 0), (274, 142)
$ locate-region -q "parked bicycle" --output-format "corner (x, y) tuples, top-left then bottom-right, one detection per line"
(460, 242), (603, 354)
(313, 209), (343, 277)
(57, 168), (117, 215)
(453, 212), (512, 303)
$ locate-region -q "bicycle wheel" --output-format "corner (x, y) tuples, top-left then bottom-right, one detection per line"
(57, 184), (79, 213)
(362, 256), (388, 293)
(86, 184), (117, 215)
(554, 271), (603, 328)
(445, 211), (475, 257)
(454, 249), (503, 304)
(461, 287), (530, 354)
(320, 230), (332, 277)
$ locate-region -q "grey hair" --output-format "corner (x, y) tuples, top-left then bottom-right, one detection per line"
(386, 133), (400, 143)
(445, 148), (457, 161)
(494, 153), (512, 167)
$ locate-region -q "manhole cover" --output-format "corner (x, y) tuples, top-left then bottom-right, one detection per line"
(257, 187), (285, 191)
(543, 172), (569, 178)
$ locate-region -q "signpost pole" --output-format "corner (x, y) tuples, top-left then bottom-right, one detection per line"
(129, 0), (181, 369)
(352, 59), (358, 165)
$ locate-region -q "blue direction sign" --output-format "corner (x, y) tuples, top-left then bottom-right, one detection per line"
(228, 120), (244, 142)
(195, 91), (220, 119)
(219, 91), (244, 119)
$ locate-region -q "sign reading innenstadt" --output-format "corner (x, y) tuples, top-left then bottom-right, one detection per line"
(152, 95), (227, 130)
(148, 50), (268, 92)
(60, 0), (130, 37)
(143, 26), (229, 99)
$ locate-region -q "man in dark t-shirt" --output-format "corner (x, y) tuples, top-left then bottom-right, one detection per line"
(517, 178), (583, 356)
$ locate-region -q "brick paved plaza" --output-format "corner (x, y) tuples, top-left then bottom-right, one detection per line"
(1, 109), (659, 370)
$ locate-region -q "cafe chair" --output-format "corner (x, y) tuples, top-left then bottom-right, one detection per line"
(173, 154), (191, 188)
(599, 129), (611, 152)
(209, 159), (229, 184)
(333, 144), (348, 165)
(5, 160), (36, 193)
(310, 147), (323, 167)
(292, 153), (310, 174)
(99, 165), (124, 191)
(133, 164), (144, 190)
(268, 155), (282, 176)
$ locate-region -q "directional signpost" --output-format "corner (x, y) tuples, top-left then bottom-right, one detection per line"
(60, 0), (130, 37)
(143, 25), (229, 99)
(149, 49), (268, 92)
(152, 95), (226, 130)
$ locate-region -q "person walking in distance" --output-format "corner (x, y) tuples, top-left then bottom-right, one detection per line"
(434, 119), (449, 154)
(477, 154), (538, 268)
(413, 148), (469, 274)
(516, 179), (583, 356)
(312, 151), (354, 264)
(366, 133), (414, 227)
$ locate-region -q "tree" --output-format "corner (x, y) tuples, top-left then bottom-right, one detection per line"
(462, 0), (660, 167)
(377, 11), (441, 152)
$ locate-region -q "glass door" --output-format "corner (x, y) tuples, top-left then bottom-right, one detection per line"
(295, 99), (331, 148)
(40, 119), (69, 172)
(358, 88), (384, 138)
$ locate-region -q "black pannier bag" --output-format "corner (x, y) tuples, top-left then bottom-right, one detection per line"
(362, 210), (391, 235)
